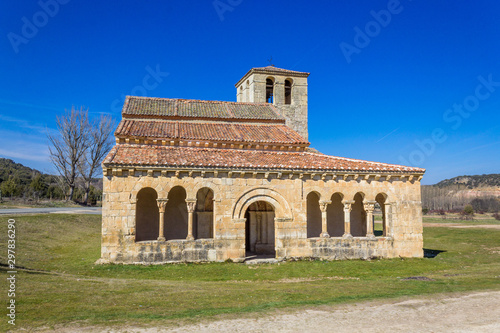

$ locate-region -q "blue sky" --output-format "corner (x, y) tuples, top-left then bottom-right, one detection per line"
(1, 0), (499, 185)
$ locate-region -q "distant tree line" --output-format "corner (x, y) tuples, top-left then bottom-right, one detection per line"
(0, 158), (102, 204)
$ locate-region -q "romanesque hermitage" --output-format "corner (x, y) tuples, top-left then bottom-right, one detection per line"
(100, 66), (425, 264)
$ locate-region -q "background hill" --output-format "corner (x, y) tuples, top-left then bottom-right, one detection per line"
(422, 174), (500, 212)
(435, 174), (500, 188)
(0, 158), (41, 185)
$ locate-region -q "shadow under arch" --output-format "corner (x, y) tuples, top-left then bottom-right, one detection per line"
(164, 185), (188, 240)
(136, 187), (159, 241)
(375, 192), (389, 237)
(306, 191), (321, 238)
(327, 192), (345, 237)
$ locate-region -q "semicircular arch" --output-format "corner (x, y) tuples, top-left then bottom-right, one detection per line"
(232, 187), (293, 220)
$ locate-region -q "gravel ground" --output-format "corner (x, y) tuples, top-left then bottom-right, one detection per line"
(48, 290), (500, 333)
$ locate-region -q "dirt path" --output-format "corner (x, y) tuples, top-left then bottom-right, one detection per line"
(423, 223), (500, 229)
(50, 290), (500, 333)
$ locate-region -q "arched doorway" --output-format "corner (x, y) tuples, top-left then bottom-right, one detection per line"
(245, 201), (275, 256)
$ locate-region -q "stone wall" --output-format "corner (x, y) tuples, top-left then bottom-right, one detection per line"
(100, 170), (424, 264)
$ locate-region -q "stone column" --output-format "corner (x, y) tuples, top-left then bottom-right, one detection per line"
(342, 200), (354, 238)
(364, 201), (376, 238)
(186, 199), (197, 240)
(156, 198), (168, 241)
(383, 202), (391, 237)
(319, 200), (331, 238)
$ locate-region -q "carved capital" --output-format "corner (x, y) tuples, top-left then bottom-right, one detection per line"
(364, 201), (376, 213)
(342, 200), (354, 212)
(156, 198), (168, 213)
(186, 198), (197, 213)
(319, 200), (331, 212)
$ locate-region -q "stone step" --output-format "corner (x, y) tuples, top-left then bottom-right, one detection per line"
(244, 257), (281, 265)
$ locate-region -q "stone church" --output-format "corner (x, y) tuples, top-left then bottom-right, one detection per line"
(100, 66), (425, 264)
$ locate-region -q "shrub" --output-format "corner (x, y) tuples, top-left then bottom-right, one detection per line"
(461, 205), (475, 220)
(422, 208), (429, 215)
(493, 212), (500, 221)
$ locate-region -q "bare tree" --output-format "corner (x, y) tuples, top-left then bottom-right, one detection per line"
(78, 115), (114, 205)
(47, 106), (89, 201)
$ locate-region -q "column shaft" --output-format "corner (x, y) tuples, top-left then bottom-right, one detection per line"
(364, 201), (376, 238)
(156, 199), (168, 241)
(319, 200), (331, 238)
(342, 200), (353, 238)
(186, 199), (196, 240)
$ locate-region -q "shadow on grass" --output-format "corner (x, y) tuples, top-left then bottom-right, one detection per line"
(0, 263), (52, 275)
(423, 248), (446, 258)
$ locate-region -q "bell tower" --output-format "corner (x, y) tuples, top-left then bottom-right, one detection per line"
(235, 66), (310, 140)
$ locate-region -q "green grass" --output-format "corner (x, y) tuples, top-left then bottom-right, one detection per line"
(0, 199), (83, 209)
(423, 215), (500, 225)
(1, 214), (499, 331)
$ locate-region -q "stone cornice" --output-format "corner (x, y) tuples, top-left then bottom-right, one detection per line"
(114, 137), (309, 152)
(103, 165), (425, 183)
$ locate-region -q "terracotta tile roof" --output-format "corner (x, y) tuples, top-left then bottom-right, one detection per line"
(251, 66), (310, 76)
(115, 119), (309, 145)
(235, 66), (310, 87)
(103, 144), (425, 173)
(122, 96), (284, 122)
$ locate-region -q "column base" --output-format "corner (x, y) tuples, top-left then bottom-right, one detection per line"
(342, 233), (353, 239)
(366, 233), (376, 239)
(157, 236), (166, 241)
(186, 235), (194, 241)
(320, 232), (330, 238)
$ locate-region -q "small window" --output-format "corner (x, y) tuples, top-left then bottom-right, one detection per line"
(266, 78), (274, 103)
(285, 79), (292, 105)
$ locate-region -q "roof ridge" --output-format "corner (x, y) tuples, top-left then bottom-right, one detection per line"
(126, 95), (273, 106)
